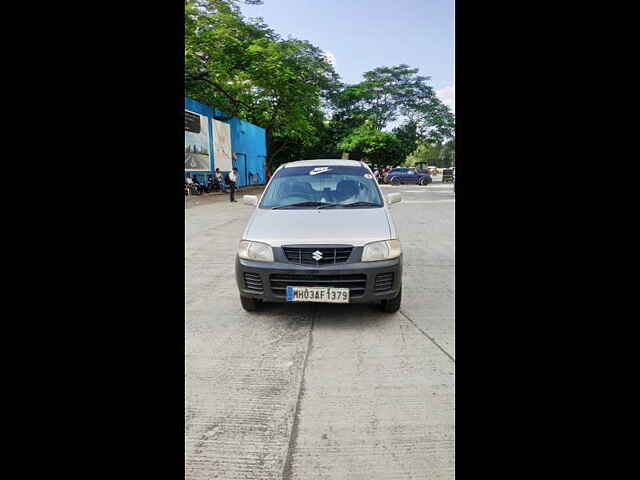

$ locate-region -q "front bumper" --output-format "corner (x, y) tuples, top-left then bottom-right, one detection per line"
(235, 254), (402, 304)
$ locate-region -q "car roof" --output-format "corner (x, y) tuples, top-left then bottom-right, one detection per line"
(282, 159), (365, 168)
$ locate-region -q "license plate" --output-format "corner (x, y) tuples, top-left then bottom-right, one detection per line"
(286, 286), (349, 303)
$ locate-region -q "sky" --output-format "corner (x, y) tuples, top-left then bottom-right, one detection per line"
(240, 0), (455, 113)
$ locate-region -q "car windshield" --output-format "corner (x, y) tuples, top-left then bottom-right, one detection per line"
(260, 165), (384, 209)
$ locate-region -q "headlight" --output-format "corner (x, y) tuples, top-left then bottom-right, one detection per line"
(238, 240), (274, 262)
(361, 239), (402, 262)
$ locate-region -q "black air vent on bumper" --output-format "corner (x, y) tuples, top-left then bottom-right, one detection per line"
(243, 272), (264, 293)
(374, 272), (394, 292)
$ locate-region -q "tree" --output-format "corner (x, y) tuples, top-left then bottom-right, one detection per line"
(185, 0), (340, 168)
(405, 138), (455, 168)
(338, 123), (403, 168)
(440, 139), (455, 166)
(330, 65), (455, 141)
(185, 4), (454, 170)
(327, 65), (455, 166)
(392, 120), (421, 163)
(405, 142), (439, 167)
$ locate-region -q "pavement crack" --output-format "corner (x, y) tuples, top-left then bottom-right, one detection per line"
(399, 309), (455, 363)
(281, 313), (314, 480)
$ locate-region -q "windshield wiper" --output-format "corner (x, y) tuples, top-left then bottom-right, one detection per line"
(318, 201), (382, 209)
(272, 201), (334, 210)
(272, 201), (381, 210)
(341, 201), (382, 208)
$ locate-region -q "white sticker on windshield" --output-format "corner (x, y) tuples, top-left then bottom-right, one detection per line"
(309, 167), (331, 175)
(364, 173), (373, 179)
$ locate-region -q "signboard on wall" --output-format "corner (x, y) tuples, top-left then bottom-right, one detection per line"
(213, 119), (233, 172)
(184, 110), (211, 171)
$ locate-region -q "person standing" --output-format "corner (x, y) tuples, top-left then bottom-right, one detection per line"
(226, 167), (238, 202)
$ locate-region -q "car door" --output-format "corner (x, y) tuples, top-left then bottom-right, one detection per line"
(389, 169), (402, 184)
(406, 168), (419, 184)
(398, 168), (411, 184)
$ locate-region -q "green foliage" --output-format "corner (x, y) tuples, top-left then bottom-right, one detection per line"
(337, 123), (402, 168)
(392, 120), (421, 164)
(405, 139), (455, 168)
(330, 65), (454, 165)
(185, 0), (340, 168)
(185, 2), (454, 170)
(330, 65), (455, 140)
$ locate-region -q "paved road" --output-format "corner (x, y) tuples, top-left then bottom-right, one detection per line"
(185, 181), (455, 479)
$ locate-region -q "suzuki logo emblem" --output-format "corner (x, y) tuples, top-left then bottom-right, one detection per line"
(312, 250), (323, 261)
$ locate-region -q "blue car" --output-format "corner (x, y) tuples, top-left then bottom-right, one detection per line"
(385, 167), (432, 186)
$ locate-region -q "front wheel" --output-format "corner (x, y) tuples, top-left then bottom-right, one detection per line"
(240, 296), (260, 311)
(380, 288), (402, 313)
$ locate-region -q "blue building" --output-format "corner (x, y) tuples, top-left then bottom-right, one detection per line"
(185, 97), (267, 187)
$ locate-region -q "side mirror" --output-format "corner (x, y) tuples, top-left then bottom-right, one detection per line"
(243, 195), (258, 206)
(387, 192), (402, 204)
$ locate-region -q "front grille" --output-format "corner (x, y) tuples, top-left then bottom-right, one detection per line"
(282, 246), (353, 266)
(270, 273), (367, 298)
(243, 272), (264, 293)
(374, 272), (394, 292)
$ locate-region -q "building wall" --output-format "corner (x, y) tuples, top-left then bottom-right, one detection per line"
(230, 117), (268, 187)
(184, 97), (266, 187)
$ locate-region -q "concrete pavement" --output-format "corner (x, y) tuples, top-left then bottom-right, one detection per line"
(185, 180), (455, 479)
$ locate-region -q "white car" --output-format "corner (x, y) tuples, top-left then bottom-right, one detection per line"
(235, 159), (403, 312)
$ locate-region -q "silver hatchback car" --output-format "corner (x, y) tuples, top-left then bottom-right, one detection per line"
(235, 160), (403, 312)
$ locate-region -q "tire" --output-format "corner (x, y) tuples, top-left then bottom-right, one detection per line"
(391, 177), (401, 186)
(419, 177), (428, 186)
(380, 288), (402, 313)
(240, 295), (260, 311)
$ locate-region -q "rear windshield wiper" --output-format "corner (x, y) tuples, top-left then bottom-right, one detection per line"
(272, 201), (334, 210)
(341, 201), (382, 208)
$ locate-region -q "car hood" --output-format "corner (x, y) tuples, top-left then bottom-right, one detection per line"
(243, 208), (392, 247)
